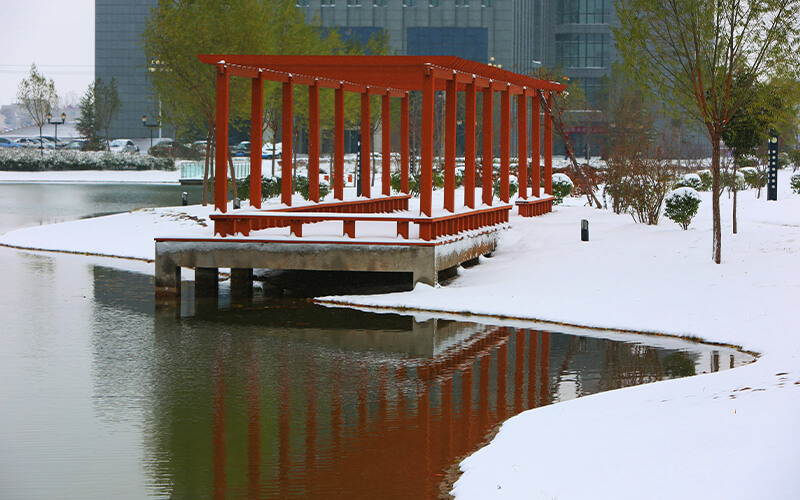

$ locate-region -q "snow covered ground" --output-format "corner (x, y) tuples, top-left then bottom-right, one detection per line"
(0, 168), (798, 499)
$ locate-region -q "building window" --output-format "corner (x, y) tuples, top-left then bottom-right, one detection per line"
(555, 33), (609, 68)
(347, 0), (361, 6)
(296, 0), (309, 5)
(404, 0), (417, 5)
(482, 0), (494, 6)
(321, 0), (335, 6)
(374, 0), (387, 5)
(557, 0), (610, 24)
(455, 0), (469, 5)
(429, 0), (442, 6)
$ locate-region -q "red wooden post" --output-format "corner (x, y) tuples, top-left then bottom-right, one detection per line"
(500, 87), (510, 203)
(308, 81), (320, 202)
(250, 75), (263, 208)
(544, 92), (553, 196)
(360, 91), (371, 198)
(532, 93), (541, 198)
(421, 70), (434, 216)
(401, 94), (410, 194)
(334, 86), (344, 200)
(444, 78), (457, 212)
(482, 87), (493, 206)
(215, 65), (229, 213)
(464, 82), (476, 208)
(281, 78), (293, 206)
(517, 93), (528, 200)
(381, 94), (392, 196)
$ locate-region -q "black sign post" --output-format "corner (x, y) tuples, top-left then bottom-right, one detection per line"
(767, 135), (778, 201)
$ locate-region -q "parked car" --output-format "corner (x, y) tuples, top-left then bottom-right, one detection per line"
(262, 142), (282, 159)
(232, 141), (251, 156)
(0, 137), (21, 148)
(17, 137), (54, 149)
(65, 139), (87, 150)
(109, 139), (140, 153)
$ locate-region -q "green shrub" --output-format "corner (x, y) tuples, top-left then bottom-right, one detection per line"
(493, 177), (519, 199)
(665, 187), (701, 230)
(0, 148), (173, 171)
(293, 176), (330, 201)
(696, 170), (713, 191)
(740, 167), (767, 190)
(233, 176), (282, 201)
(721, 169), (746, 191)
(551, 173), (573, 205)
(791, 173), (800, 194)
(674, 173), (703, 190)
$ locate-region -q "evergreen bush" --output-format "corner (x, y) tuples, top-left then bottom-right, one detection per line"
(664, 187), (701, 230)
(293, 176), (330, 201)
(0, 148), (173, 171)
(696, 170), (713, 191)
(674, 173), (703, 190)
(740, 167), (767, 190)
(791, 173), (800, 194)
(551, 173), (573, 205)
(493, 177), (519, 199)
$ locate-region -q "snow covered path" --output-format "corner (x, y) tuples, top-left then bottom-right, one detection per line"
(0, 169), (798, 499)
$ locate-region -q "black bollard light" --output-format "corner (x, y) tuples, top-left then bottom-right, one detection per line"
(581, 219), (589, 242)
(767, 135), (778, 201)
(182, 191), (188, 206)
(233, 197), (241, 209)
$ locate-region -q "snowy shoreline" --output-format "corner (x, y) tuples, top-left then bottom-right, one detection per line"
(1, 169), (798, 499)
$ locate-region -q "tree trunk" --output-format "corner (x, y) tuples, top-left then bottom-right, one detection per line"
(227, 150), (238, 203)
(711, 136), (722, 264)
(732, 157), (738, 235)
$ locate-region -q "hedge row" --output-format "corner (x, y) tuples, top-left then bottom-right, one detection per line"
(0, 149), (174, 171)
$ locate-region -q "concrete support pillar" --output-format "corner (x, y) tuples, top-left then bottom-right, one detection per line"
(231, 268), (254, 300)
(401, 94), (410, 194)
(196, 267), (219, 298)
(421, 72), (435, 216)
(531, 95), (541, 198)
(381, 94), (392, 196)
(481, 88), (493, 206)
(517, 94), (528, 200)
(444, 78), (457, 213)
(500, 87), (511, 203)
(360, 91), (371, 199)
(308, 81), (320, 202)
(334, 87), (345, 200)
(544, 92), (553, 196)
(464, 82), (477, 209)
(215, 65), (229, 212)
(281, 78), (293, 206)
(250, 76), (263, 208)
(154, 254), (181, 304)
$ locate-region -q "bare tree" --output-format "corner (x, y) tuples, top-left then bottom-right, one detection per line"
(16, 63), (58, 153)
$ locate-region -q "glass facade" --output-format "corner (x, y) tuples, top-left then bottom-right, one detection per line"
(557, 0), (610, 24)
(555, 33), (609, 68)
(407, 27), (489, 63)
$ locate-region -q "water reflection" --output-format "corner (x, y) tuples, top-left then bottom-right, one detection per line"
(85, 269), (750, 499)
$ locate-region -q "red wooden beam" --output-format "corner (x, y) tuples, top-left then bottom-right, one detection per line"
(532, 94), (540, 198)
(421, 72), (434, 216)
(309, 81), (320, 202)
(401, 94), (410, 194)
(444, 78), (457, 212)
(215, 65), (229, 213)
(544, 92), (553, 196)
(360, 92), (371, 198)
(482, 88), (493, 206)
(517, 93), (528, 200)
(334, 87), (344, 200)
(500, 87), (510, 203)
(464, 82), (476, 209)
(281, 78), (293, 206)
(250, 75), (263, 208)
(381, 94), (391, 197)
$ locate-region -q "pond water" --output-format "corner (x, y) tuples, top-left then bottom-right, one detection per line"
(0, 183), (752, 499)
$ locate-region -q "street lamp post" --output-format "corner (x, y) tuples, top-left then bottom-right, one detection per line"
(142, 115), (161, 149)
(47, 112), (66, 148)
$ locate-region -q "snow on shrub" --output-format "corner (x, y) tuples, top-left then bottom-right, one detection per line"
(740, 166), (767, 191)
(696, 169), (712, 191)
(674, 173), (702, 190)
(0, 148), (173, 171)
(791, 173), (800, 194)
(664, 187), (701, 230)
(552, 173), (573, 205)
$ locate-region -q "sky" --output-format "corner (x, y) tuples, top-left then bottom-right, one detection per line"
(0, 0), (94, 107)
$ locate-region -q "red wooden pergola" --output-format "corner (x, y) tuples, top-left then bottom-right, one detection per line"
(198, 55), (565, 225)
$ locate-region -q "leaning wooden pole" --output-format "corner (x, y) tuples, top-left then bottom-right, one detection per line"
(537, 90), (602, 209)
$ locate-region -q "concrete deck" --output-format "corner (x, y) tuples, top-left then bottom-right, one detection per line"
(154, 227), (504, 300)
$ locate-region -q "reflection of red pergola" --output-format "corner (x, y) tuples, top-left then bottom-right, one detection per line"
(198, 55), (565, 233)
